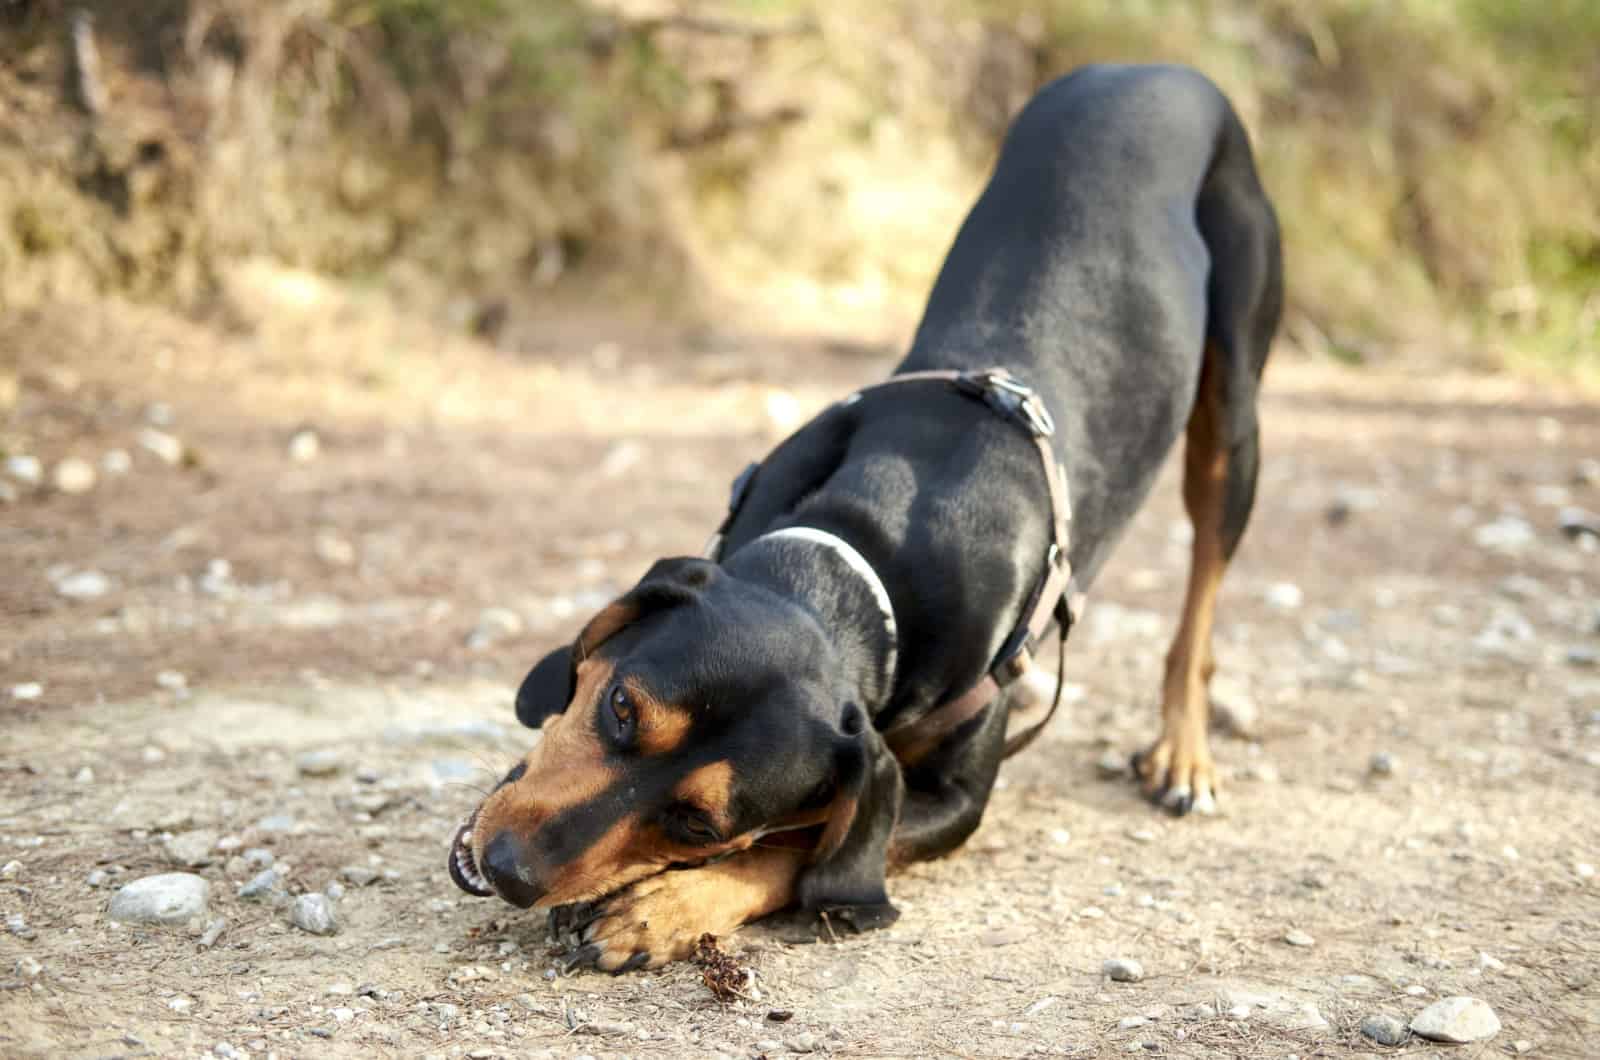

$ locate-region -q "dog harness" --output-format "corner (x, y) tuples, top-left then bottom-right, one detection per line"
(705, 368), (1083, 762)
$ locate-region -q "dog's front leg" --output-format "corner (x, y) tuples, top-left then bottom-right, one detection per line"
(888, 695), (1009, 864)
(560, 846), (807, 972)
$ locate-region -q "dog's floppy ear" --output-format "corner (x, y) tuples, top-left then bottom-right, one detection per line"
(513, 557), (720, 729)
(796, 705), (904, 931)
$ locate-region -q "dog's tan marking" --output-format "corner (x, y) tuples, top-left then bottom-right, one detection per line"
(674, 760), (736, 828)
(1135, 344), (1230, 814)
(630, 680), (695, 756)
(581, 846), (809, 970)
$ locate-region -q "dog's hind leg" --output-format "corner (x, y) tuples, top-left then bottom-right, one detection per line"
(1133, 113), (1282, 816)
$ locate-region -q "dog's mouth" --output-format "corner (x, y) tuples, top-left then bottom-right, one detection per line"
(448, 819), (494, 898)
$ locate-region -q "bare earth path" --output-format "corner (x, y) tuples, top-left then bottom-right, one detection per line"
(2, 294), (1597, 1059)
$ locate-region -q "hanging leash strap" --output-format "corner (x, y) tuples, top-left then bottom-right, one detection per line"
(706, 368), (1084, 764)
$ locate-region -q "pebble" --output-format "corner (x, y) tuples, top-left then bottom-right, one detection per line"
(1473, 515), (1535, 552)
(289, 893), (339, 935)
(155, 670), (187, 692)
(1576, 862), (1595, 879)
(101, 449), (131, 475)
(1558, 506), (1600, 542)
(1284, 929), (1316, 947)
(296, 750), (343, 777)
(1567, 645), (1599, 669)
(313, 528), (356, 566)
(107, 873), (211, 925)
(341, 865), (381, 887)
(1118, 1016), (1149, 1030)
(238, 869), (283, 900)
(73, 766), (94, 784)
(53, 457), (97, 494)
(86, 868), (108, 887)
(55, 569), (111, 600)
(466, 607), (524, 650)
(1284, 1002), (1329, 1031)
(10, 682), (42, 701)
(7, 914), (33, 938)
(787, 1033), (818, 1053)
(1360, 1013), (1409, 1046)
(288, 428), (321, 463)
(1096, 749), (1129, 777)
(256, 814), (297, 833)
(243, 848), (275, 869)
(1477, 951), (1505, 972)
(1410, 996), (1501, 1043)
(1264, 582), (1304, 611)
(164, 830), (219, 867)
(16, 955), (43, 978)
(1103, 957), (1144, 982)
(0, 860), (19, 879)
(137, 428), (185, 466)
(1368, 751), (1398, 777)
(324, 881), (346, 900)
(198, 917), (228, 948)
(0, 479), (15, 504)
(1209, 675), (1259, 737)
(5, 454), (43, 484)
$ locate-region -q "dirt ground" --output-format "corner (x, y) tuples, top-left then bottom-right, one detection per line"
(2, 288), (1598, 1059)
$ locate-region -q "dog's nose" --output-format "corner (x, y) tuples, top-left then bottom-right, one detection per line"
(481, 831), (541, 908)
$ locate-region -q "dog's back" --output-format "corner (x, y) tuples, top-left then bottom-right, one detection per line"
(904, 63), (1282, 585)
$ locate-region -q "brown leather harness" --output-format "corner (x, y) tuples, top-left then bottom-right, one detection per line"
(706, 368), (1083, 765)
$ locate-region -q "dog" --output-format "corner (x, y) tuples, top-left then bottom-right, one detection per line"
(448, 63), (1283, 971)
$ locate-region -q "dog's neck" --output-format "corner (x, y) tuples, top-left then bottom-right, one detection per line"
(724, 528), (898, 712)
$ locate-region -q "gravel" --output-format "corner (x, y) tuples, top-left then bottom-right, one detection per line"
(1283, 929), (1316, 947)
(289, 893), (339, 935)
(1410, 996), (1501, 1043)
(1103, 957), (1144, 983)
(1360, 1013), (1409, 1046)
(341, 865), (381, 887)
(107, 873), (211, 925)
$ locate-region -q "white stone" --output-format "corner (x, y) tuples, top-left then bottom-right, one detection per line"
(10, 682), (42, 701)
(108, 873), (211, 925)
(1103, 957), (1144, 982)
(1410, 996), (1501, 1043)
(101, 449), (131, 475)
(138, 429), (185, 465)
(289, 893), (339, 935)
(55, 570), (111, 600)
(52, 457), (97, 494)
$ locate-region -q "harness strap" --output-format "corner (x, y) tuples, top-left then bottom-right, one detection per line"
(711, 368), (1082, 762)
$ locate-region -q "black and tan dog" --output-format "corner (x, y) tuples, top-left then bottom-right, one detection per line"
(449, 64), (1282, 971)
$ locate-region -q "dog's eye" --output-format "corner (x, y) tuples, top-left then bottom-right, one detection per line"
(679, 812), (721, 844)
(605, 683), (635, 743)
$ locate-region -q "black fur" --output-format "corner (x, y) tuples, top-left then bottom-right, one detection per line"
(502, 63), (1282, 923)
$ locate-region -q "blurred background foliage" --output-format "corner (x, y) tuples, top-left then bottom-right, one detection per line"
(0, 0), (1595, 377)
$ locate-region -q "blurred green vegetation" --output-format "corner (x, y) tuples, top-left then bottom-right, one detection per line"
(0, 0), (1595, 378)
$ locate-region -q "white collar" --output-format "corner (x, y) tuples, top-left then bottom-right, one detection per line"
(758, 526), (898, 696)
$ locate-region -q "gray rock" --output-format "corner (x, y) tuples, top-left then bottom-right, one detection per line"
(7, 913), (33, 938)
(16, 955), (43, 978)
(55, 570), (111, 600)
(243, 848), (275, 869)
(108, 873), (211, 925)
(1360, 1013), (1409, 1046)
(237, 869), (283, 900)
(296, 750), (342, 777)
(1410, 996), (1501, 1043)
(1103, 957), (1144, 982)
(198, 917), (228, 948)
(53, 457), (97, 494)
(324, 881), (346, 900)
(289, 893), (339, 935)
(1567, 645), (1599, 669)
(0, 860), (19, 879)
(787, 1033), (818, 1053)
(1558, 506), (1600, 543)
(255, 814), (296, 833)
(86, 868), (108, 888)
(1473, 515), (1535, 552)
(1096, 749), (1129, 778)
(1369, 751), (1398, 777)
(341, 865), (381, 887)
(164, 830), (219, 868)
(101, 449), (131, 475)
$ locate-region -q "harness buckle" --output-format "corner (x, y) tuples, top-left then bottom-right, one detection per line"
(957, 370), (1056, 438)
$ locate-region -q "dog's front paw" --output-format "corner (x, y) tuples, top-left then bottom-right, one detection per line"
(561, 871), (740, 973)
(1131, 730), (1220, 817)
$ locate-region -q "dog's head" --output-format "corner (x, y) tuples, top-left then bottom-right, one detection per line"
(448, 556), (901, 923)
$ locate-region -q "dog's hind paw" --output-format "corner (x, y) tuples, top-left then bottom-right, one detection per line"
(1131, 736), (1221, 818)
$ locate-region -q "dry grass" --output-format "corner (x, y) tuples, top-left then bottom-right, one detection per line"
(0, 0), (1595, 376)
